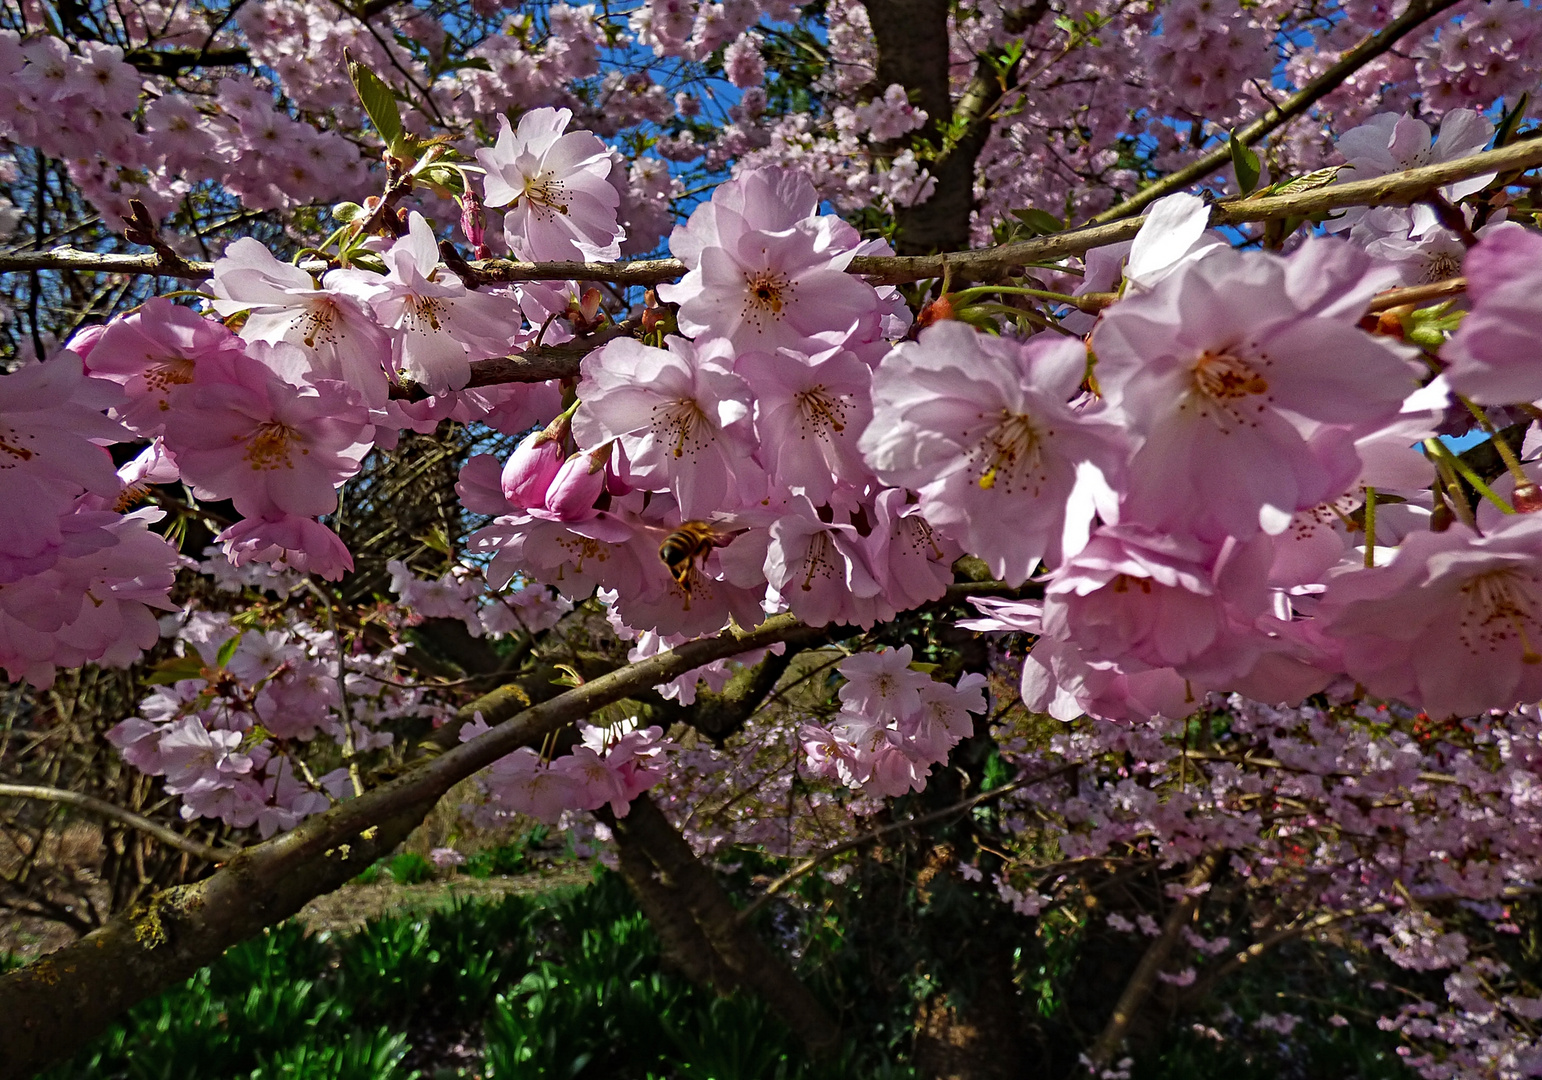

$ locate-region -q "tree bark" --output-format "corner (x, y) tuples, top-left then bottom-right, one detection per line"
(603, 795), (842, 1058)
(1083, 855), (1218, 1070)
(861, 1), (1030, 255)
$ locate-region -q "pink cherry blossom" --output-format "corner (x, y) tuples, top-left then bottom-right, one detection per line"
(860, 322), (1127, 584)
(501, 418), (569, 509)
(1319, 515), (1542, 718)
(1092, 239), (1418, 540)
(219, 514), (355, 581)
(0, 353), (129, 584)
(333, 212), (521, 395)
(657, 167), (880, 354)
(86, 298), (251, 435)
(1442, 224), (1542, 406)
(209, 237), (393, 405)
(1331, 110), (1494, 240)
(737, 343), (874, 504)
(159, 352), (373, 521)
(837, 645), (930, 721)
(1040, 525), (1272, 676)
(571, 335), (762, 518)
(476, 106), (624, 261)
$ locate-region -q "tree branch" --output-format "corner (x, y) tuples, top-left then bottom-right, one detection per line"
(1085, 853), (1219, 1070)
(121, 46), (252, 76)
(1088, 0), (1468, 224)
(6, 137), (1538, 296)
(0, 783), (236, 865)
(0, 614), (824, 1080)
(600, 794), (843, 1057)
(737, 762), (1079, 924)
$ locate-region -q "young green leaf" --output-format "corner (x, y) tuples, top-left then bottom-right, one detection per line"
(1229, 132), (1261, 196)
(215, 631), (243, 671)
(348, 55), (404, 155)
(1495, 91), (1530, 149)
(1009, 207), (1065, 235)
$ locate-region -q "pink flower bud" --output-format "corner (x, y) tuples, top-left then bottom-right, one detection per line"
(604, 439), (633, 496)
(501, 428), (566, 508)
(66, 323), (107, 362)
(459, 189), (486, 256)
(543, 445), (610, 521)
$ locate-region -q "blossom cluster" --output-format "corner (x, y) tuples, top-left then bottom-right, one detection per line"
(4, 0), (1538, 255)
(16, 73), (1542, 1079)
(978, 693), (1542, 1079)
(107, 606), (448, 835)
(457, 712), (673, 825)
(800, 646), (987, 798)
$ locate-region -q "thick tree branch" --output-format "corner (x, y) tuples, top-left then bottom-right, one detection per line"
(600, 794), (843, 1057)
(861, 0), (987, 253)
(6, 137), (1538, 298)
(1085, 853), (1219, 1070)
(1089, 0), (1468, 224)
(121, 46), (252, 75)
(0, 783), (236, 865)
(0, 614), (823, 1080)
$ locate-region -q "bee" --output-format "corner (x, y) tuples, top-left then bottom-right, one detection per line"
(659, 520), (728, 594)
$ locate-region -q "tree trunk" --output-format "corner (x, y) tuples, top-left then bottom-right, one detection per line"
(603, 795), (843, 1058)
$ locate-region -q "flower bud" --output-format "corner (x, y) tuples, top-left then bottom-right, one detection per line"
(916, 293), (956, 329)
(501, 427), (566, 508)
(459, 189), (486, 256)
(567, 287), (605, 333)
(1515, 482), (1542, 513)
(543, 446), (609, 521)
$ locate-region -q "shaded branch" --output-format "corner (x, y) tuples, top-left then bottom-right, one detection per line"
(1085, 853), (1219, 1070)
(0, 783), (236, 865)
(737, 762), (1079, 924)
(1088, 0), (1468, 224)
(599, 794), (842, 1057)
(121, 46), (251, 75)
(0, 614), (824, 1080)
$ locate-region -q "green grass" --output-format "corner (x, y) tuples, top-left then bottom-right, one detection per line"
(36, 872), (884, 1080)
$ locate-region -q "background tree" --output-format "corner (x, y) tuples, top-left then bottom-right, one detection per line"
(3, 2), (1542, 1079)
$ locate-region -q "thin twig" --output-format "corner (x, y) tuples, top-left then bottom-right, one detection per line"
(1088, 0), (1468, 224)
(0, 783), (236, 864)
(736, 762), (1079, 923)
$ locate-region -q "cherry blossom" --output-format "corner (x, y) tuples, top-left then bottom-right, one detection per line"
(860, 322), (1126, 584)
(1320, 515), (1542, 718)
(1092, 240), (1418, 540)
(657, 167), (880, 354)
(477, 106), (625, 262)
(1442, 223), (1542, 406)
(571, 335), (763, 518)
(332, 212), (522, 395)
(209, 238), (393, 405)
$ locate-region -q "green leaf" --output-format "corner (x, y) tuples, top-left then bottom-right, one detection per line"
(1495, 91), (1530, 149)
(1009, 207), (1065, 235)
(331, 201), (367, 224)
(1229, 132), (1261, 196)
(1258, 166), (1342, 198)
(1401, 301), (1465, 350)
(347, 54), (404, 155)
(147, 655), (207, 686)
(215, 632), (243, 671)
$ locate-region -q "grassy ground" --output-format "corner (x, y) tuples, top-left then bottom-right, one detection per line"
(294, 867), (593, 936)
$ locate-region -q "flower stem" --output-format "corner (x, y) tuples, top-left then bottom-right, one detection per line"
(1458, 394), (1531, 488)
(1424, 437), (1514, 515)
(1363, 486), (1377, 567)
